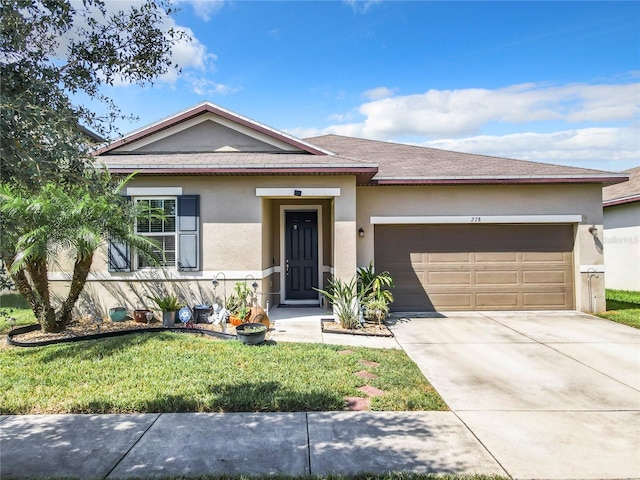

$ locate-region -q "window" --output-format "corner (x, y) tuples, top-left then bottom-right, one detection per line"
(108, 194), (200, 273)
(135, 198), (177, 268)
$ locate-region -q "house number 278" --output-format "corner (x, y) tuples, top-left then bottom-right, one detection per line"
(470, 216), (482, 222)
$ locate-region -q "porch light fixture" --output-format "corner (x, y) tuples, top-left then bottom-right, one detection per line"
(358, 227), (365, 238)
(588, 226), (598, 238)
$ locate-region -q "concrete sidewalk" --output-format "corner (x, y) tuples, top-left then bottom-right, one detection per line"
(0, 412), (505, 478)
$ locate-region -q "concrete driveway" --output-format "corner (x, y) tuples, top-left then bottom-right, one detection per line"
(387, 310), (640, 480)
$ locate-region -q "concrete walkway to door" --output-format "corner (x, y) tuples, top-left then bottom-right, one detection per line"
(387, 310), (640, 480)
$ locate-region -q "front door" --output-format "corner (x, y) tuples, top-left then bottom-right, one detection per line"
(285, 210), (318, 300)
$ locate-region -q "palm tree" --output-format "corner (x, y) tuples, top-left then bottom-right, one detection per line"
(0, 174), (159, 332)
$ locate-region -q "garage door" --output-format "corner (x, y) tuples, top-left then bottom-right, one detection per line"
(375, 224), (575, 311)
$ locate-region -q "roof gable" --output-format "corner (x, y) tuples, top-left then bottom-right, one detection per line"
(95, 102), (332, 156)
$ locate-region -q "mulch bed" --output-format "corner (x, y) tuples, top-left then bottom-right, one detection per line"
(321, 318), (394, 337)
(6, 316), (239, 346)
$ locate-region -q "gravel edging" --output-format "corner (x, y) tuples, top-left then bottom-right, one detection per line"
(6, 323), (236, 348)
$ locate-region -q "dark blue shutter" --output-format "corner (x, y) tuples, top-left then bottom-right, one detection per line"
(108, 238), (131, 272)
(108, 195), (132, 272)
(177, 195), (200, 271)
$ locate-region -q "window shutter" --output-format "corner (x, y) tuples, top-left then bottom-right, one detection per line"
(108, 238), (131, 272)
(177, 195), (200, 271)
(108, 195), (132, 272)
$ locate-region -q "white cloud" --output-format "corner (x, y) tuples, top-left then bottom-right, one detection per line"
(158, 19), (218, 84)
(63, 1), (223, 90)
(325, 82), (640, 140)
(187, 75), (240, 96)
(343, 0), (382, 14)
(176, 0), (226, 22)
(362, 86), (397, 100)
(423, 126), (640, 171)
(293, 81), (640, 171)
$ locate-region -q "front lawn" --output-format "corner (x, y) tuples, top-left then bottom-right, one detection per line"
(0, 293), (37, 333)
(598, 289), (640, 329)
(0, 332), (447, 414)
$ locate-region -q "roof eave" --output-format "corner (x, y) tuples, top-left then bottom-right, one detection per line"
(603, 194), (640, 208)
(106, 166), (378, 183)
(372, 174), (630, 186)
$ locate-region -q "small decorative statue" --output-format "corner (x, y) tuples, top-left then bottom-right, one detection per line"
(209, 303), (229, 332)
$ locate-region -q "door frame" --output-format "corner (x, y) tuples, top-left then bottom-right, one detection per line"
(280, 204), (323, 305)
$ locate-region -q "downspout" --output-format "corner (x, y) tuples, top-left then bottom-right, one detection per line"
(587, 267), (599, 314)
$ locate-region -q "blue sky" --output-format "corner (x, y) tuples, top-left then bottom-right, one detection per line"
(99, 1), (639, 172)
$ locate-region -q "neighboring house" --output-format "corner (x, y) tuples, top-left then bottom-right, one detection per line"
(53, 102), (628, 314)
(602, 166), (640, 291)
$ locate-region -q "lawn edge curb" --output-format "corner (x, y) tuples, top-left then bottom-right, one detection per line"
(6, 323), (236, 347)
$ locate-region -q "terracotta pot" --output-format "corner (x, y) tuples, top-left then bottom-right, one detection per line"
(247, 306), (270, 327)
(134, 309), (152, 323)
(229, 315), (244, 326)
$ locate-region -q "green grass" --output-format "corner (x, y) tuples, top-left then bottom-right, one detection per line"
(0, 332), (447, 414)
(598, 289), (640, 329)
(0, 293), (37, 333)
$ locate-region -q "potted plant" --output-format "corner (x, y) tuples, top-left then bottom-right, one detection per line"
(235, 322), (267, 345)
(363, 298), (390, 327)
(358, 263), (394, 325)
(133, 308), (153, 323)
(108, 306), (127, 322)
(226, 282), (252, 325)
(315, 276), (360, 329)
(147, 293), (183, 327)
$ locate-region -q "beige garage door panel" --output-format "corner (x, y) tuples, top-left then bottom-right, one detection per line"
(375, 224), (575, 311)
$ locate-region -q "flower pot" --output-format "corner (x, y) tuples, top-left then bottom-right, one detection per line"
(162, 311), (177, 327)
(235, 322), (267, 345)
(193, 305), (213, 323)
(134, 309), (152, 323)
(109, 307), (127, 322)
(229, 315), (244, 326)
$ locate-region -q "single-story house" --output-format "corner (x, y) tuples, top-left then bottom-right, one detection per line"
(53, 102), (629, 314)
(603, 166), (640, 291)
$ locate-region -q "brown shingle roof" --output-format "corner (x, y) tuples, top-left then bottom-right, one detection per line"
(99, 151), (378, 183)
(305, 134), (628, 185)
(603, 166), (640, 206)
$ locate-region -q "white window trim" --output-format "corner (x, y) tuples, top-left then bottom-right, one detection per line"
(370, 214), (584, 224)
(126, 187), (183, 196)
(279, 204), (323, 305)
(256, 187), (341, 197)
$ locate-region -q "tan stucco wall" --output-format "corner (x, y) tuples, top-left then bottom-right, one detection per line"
(356, 183), (606, 313)
(49, 177), (605, 315)
(603, 202), (640, 291)
(50, 175), (357, 315)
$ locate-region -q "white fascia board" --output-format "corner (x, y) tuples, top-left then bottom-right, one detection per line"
(256, 188), (341, 197)
(126, 187), (183, 196)
(370, 215), (584, 224)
